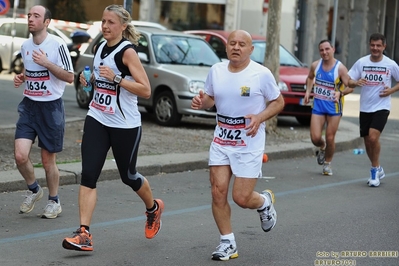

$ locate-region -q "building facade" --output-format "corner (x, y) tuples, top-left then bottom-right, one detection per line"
(21, 0), (399, 67)
(297, 0), (399, 68)
(124, 0), (399, 67)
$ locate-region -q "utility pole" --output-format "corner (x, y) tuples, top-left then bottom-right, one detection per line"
(264, 0), (282, 133)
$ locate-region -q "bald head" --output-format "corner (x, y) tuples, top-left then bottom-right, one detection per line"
(228, 30), (253, 46)
(226, 30), (254, 70)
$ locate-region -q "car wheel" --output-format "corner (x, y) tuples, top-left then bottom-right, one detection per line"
(12, 57), (24, 74)
(154, 90), (182, 126)
(75, 77), (93, 109)
(295, 115), (311, 126)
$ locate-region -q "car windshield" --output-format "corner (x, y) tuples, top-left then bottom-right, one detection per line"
(252, 41), (303, 67)
(152, 35), (220, 66)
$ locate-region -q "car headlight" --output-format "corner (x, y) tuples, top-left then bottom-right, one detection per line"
(189, 80), (205, 94)
(278, 81), (288, 91)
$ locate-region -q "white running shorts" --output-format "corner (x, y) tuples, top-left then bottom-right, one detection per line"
(208, 142), (263, 178)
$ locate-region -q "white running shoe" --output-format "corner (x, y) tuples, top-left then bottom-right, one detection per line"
(20, 185), (44, 213)
(323, 163), (333, 176)
(258, 189), (277, 232)
(367, 167), (380, 187)
(378, 166), (385, 180)
(41, 200), (62, 219)
(211, 239), (238, 261)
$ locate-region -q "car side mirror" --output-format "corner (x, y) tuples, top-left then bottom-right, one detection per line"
(138, 52), (149, 63)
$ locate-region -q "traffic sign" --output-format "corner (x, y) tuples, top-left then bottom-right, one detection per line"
(0, 0), (10, 15)
(263, 0), (269, 14)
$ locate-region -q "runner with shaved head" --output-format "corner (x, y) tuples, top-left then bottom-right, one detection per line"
(191, 29), (284, 261)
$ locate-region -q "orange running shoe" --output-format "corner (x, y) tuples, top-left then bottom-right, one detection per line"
(145, 199), (164, 239)
(62, 227), (93, 251)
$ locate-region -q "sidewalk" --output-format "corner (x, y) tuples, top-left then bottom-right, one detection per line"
(0, 120), (362, 192)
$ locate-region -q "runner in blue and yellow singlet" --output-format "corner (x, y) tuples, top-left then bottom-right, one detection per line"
(312, 59), (344, 116)
(304, 40), (355, 176)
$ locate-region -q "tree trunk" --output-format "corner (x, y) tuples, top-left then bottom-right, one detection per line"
(264, 0), (282, 134)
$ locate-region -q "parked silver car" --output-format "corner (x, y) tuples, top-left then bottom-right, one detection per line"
(74, 27), (220, 126)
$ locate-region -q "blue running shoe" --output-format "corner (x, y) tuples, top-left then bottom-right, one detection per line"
(368, 167), (380, 187)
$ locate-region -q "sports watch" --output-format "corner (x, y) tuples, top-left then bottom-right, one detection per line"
(113, 74), (122, 84)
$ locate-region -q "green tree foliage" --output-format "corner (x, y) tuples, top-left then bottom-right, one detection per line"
(47, 0), (87, 23)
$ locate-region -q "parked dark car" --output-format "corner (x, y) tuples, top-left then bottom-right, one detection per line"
(74, 27), (221, 126)
(185, 29), (312, 125)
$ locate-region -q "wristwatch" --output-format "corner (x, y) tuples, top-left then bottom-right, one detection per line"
(113, 74), (122, 84)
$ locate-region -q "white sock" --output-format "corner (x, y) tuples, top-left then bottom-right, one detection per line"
(221, 233), (235, 246)
(258, 193), (269, 211)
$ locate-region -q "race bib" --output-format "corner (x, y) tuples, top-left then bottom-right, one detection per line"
(90, 80), (117, 114)
(362, 66), (389, 86)
(213, 114), (247, 147)
(314, 79), (335, 101)
(24, 69), (52, 97)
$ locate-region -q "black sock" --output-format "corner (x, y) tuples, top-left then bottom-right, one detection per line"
(81, 225), (90, 232)
(146, 200), (158, 213)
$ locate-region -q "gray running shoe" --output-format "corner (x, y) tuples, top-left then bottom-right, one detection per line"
(41, 200), (62, 219)
(316, 149), (326, 165)
(258, 189), (277, 232)
(20, 185), (44, 213)
(211, 239), (238, 261)
(322, 164), (333, 176)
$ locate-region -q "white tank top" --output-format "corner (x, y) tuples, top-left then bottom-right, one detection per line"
(87, 40), (141, 128)
(21, 33), (73, 101)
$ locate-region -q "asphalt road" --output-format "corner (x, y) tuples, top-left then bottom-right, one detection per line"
(0, 73), (398, 266)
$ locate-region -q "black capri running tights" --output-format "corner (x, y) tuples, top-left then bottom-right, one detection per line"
(80, 116), (144, 190)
